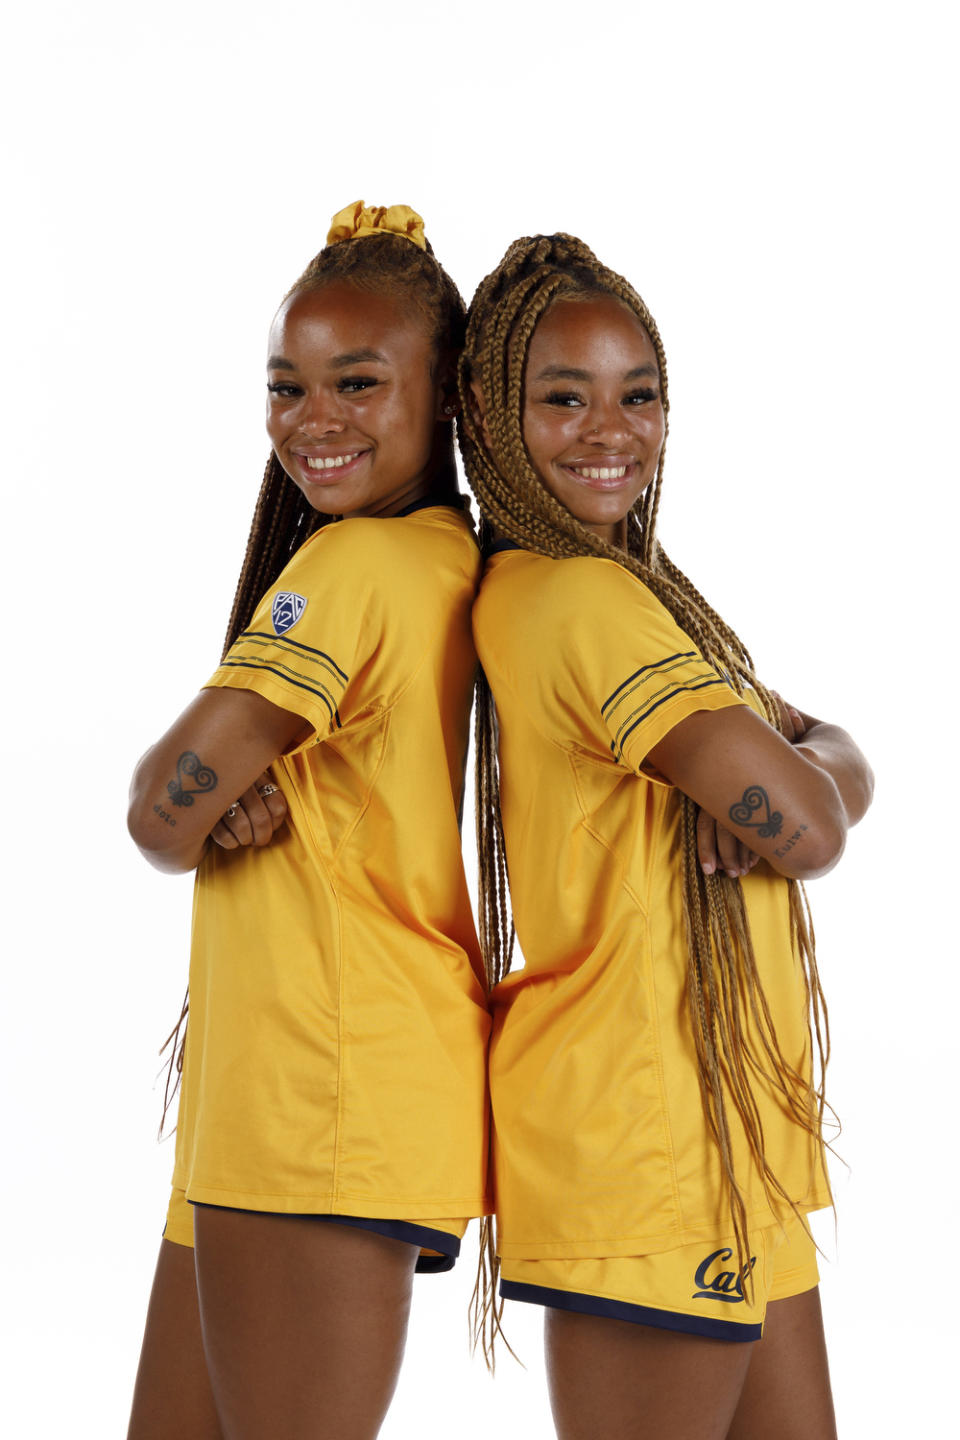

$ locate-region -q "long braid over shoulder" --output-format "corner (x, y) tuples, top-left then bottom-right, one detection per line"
(458, 233), (831, 1339)
(159, 225), (466, 1133)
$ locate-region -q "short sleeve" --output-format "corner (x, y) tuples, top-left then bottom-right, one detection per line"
(540, 558), (746, 775)
(204, 528), (369, 745)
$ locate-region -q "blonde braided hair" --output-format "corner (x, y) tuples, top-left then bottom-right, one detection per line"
(459, 234), (831, 1356)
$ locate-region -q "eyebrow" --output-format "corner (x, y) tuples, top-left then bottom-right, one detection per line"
(533, 363), (659, 382)
(267, 348), (391, 371)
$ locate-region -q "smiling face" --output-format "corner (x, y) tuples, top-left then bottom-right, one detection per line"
(521, 294), (665, 546)
(266, 281), (446, 517)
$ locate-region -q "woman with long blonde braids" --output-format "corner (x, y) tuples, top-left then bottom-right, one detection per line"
(461, 232), (873, 1438)
(125, 203), (491, 1439)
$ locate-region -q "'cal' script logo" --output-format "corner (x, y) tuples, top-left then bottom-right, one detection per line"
(272, 591), (307, 637)
(692, 1248), (757, 1304)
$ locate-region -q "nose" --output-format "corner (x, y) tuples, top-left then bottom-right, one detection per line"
(298, 389), (347, 437)
(581, 395), (630, 445)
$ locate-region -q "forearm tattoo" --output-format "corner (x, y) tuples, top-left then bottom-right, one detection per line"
(728, 785), (783, 839)
(774, 825), (809, 859)
(166, 751), (219, 808)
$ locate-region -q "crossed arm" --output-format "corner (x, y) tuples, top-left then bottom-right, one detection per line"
(127, 688), (307, 874)
(651, 695), (874, 883)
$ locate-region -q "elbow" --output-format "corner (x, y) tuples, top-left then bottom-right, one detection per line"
(127, 773), (160, 853)
(775, 821), (847, 881)
(771, 774), (848, 881)
(127, 783), (199, 875)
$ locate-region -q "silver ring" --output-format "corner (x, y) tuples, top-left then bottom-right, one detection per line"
(225, 804), (238, 819)
(257, 784), (278, 797)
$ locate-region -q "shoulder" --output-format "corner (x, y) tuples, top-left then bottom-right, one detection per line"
(476, 552), (674, 650)
(284, 509), (479, 599)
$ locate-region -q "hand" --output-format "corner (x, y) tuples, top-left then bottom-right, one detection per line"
(696, 807), (761, 879)
(210, 772), (288, 850)
(770, 691), (806, 743)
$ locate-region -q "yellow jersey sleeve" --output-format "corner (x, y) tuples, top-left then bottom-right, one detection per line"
(481, 553), (745, 776)
(204, 523), (375, 746)
(595, 582), (746, 774)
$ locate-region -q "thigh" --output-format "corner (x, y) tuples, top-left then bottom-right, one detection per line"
(545, 1308), (755, 1440)
(127, 1237), (223, 1440)
(726, 1287), (836, 1440)
(193, 1205), (419, 1440)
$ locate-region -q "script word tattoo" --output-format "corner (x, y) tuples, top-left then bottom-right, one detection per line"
(775, 824), (808, 859)
(167, 751), (219, 808)
(728, 784), (783, 839)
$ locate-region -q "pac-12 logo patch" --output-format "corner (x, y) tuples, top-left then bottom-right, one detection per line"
(272, 591), (307, 636)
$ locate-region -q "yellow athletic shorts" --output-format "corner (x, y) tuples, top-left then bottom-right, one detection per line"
(499, 1213), (819, 1341)
(163, 1187), (470, 1275)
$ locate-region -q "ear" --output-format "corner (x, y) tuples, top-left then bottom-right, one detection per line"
(468, 380), (492, 448)
(436, 380), (460, 422)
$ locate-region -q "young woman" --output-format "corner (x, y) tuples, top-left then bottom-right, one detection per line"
(460, 233), (873, 1439)
(125, 203), (491, 1440)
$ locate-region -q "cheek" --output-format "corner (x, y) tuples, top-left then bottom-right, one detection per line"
(265, 400), (292, 444)
(521, 407), (556, 464)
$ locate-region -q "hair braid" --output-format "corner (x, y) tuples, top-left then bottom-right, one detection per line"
(459, 233), (832, 1341)
(160, 224), (467, 1133)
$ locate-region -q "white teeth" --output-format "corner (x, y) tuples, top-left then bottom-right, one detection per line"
(571, 465), (628, 480)
(305, 452), (361, 470)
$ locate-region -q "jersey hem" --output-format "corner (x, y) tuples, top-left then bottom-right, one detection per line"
(495, 1197), (831, 1261)
(181, 1180), (493, 1220)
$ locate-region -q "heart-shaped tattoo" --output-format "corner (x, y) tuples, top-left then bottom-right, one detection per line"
(728, 785), (783, 839)
(167, 751), (218, 808)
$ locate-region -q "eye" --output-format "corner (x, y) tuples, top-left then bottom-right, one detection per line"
(267, 381), (302, 398)
(623, 388), (659, 406)
(338, 375), (380, 394)
(542, 389), (584, 408)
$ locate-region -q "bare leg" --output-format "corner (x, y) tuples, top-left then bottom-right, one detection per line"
(193, 1206), (418, 1440)
(544, 1308), (755, 1440)
(127, 1238), (223, 1440)
(726, 1288), (836, 1440)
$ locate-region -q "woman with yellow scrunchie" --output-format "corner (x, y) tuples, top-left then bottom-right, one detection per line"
(125, 203), (491, 1438)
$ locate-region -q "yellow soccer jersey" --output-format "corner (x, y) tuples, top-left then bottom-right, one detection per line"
(172, 504), (492, 1222)
(473, 549), (830, 1261)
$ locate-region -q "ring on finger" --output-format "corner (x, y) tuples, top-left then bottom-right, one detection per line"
(257, 784), (278, 797)
(225, 804), (239, 819)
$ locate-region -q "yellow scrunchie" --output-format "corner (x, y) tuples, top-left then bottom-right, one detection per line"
(326, 200), (427, 252)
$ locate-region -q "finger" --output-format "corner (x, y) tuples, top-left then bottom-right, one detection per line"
(697, 808), (718, 874)
(210, 820), (240, 850)
(235, 781), (284, 847)
(736, 839), (755, 875)
(224, 802), (255, 847)
(252, 772), (288, 833)
(787, 705), (806, 739)
(716, 824), (742, 879)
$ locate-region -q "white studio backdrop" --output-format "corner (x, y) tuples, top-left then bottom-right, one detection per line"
(2, 2), (956, 1434)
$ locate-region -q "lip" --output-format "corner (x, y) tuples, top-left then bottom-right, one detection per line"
(560, 457), (637, 491)
(290, 448), (371, 485)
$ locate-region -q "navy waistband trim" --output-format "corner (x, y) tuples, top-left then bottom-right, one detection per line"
(499, 1280), (762, 1343)
(189, 1202), (460, 1273)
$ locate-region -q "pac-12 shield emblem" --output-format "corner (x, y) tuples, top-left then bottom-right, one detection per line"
(272, 591), (307, 636)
